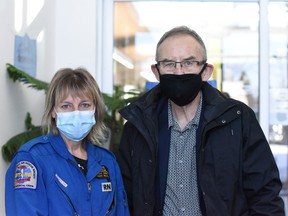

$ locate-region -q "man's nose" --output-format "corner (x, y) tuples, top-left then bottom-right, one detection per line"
(174, 62), (185, 74)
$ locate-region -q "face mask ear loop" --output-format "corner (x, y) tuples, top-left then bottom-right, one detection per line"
(155, 64), (161, 76)
(199, 63), (208, 75)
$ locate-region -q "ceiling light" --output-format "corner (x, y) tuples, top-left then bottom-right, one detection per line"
(113, 49), (134, 69)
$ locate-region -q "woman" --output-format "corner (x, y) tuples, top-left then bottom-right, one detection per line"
(5, 68), (129, 215)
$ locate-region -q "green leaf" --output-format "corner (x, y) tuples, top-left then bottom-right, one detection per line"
(1, 127), (43, 162)
(6, 63), (49, 92)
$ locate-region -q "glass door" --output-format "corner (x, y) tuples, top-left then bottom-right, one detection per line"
(113, 1), (260, 113)
(268, 1), (288, 187)
(110, 0), (288, 210)
(111, 0), (288, 189)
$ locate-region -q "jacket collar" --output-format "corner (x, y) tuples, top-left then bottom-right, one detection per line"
(202, 82), (240, 122)
(49, 134), (104, 181)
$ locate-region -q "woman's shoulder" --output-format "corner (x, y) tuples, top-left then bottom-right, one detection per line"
(88, 143), (116, 161)
(18, 135), (54, 154)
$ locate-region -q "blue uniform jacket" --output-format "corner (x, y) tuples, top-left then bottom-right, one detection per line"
(5, 134), (129, 216)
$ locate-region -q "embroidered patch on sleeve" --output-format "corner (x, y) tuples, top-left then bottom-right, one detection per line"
(14, 161), (37, 189)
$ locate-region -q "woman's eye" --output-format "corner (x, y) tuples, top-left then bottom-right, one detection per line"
(81, 103), (91, 108)
(61, 104), (70, 109)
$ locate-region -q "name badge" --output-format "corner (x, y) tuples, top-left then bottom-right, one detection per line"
(101, 182), (112, 192)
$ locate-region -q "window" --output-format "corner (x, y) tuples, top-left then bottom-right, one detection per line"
(110, 0), (288, 210)
(113, 1), (259, 112)
(268, 2), (288, 185)
(110, 0), (288, 187)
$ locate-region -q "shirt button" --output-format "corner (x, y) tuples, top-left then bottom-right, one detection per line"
(179, 184), (183, 188)
(180, 207), (185, 212)
(179, 160), (183, 163)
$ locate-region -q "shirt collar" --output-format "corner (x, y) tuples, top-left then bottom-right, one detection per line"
(167, 92), (203, 129)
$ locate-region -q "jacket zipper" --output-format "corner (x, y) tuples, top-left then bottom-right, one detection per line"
(87, 182), (91, 191)
(104, 192), (115, 215)
(56, 183), (80, 216)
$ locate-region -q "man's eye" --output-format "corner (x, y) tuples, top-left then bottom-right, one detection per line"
(164, 62), (175, 67)
(183, 60), (194, 66)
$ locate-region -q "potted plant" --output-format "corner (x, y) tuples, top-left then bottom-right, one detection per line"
(2, 64), (142, 162)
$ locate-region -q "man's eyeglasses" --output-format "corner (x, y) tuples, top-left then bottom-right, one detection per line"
(157, 59), (206, 72)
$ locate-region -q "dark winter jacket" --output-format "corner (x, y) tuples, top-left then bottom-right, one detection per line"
(117, 82), (284, 216)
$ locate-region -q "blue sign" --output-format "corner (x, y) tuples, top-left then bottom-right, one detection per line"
(14, 34), (36, 77)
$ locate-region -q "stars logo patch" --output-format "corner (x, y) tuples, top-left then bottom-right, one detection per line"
(14, 161), (37, 189)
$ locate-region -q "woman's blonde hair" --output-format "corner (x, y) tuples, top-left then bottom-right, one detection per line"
(42, 67), (107, 145)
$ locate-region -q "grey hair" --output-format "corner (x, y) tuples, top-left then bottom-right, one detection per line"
(155, 26), (207, 61)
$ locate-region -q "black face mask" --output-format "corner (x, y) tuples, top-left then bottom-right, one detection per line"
(159, 63), (207, 106)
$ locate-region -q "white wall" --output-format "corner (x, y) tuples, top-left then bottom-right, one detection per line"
(0, 2), (16, 215)
(54, 1), (97, 74)
(0, 0), (97, 214)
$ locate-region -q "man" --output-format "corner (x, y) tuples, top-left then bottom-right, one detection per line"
(117, 26), (284, 216)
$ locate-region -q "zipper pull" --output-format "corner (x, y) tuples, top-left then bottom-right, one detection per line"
(87, 182), (91, 192)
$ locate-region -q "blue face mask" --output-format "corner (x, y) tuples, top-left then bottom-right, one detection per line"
(56, 110), (96, 142)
